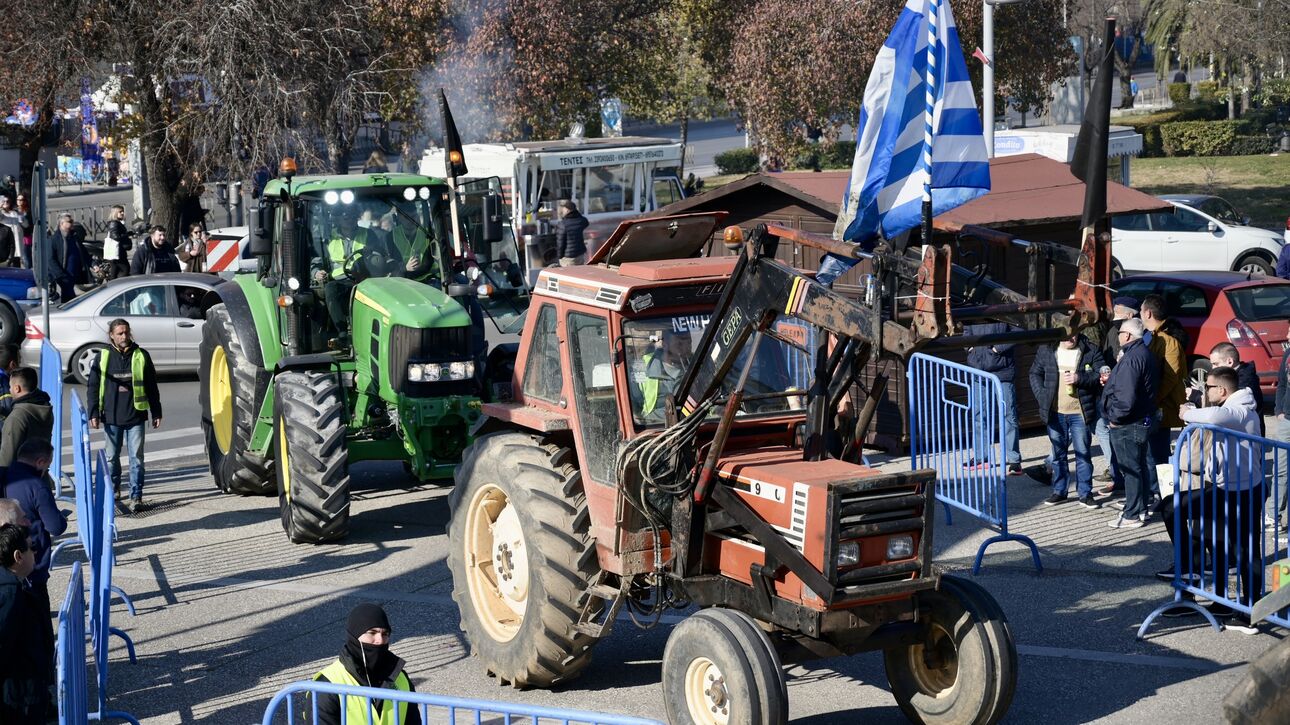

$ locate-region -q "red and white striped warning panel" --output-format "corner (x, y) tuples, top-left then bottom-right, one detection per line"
(205, 236), (243, 272)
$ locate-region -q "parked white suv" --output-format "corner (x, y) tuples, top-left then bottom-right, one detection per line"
(1110, 195), (1285, 277)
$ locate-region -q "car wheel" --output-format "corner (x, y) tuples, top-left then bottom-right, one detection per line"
(1190, 357), (1212, 389)
(0, 303), (19, 345)
(1234, 253), (1274, 276)
(71, 343), (109, 386)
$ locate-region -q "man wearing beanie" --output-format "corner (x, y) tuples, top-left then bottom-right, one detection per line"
(312, 603), (420, 724)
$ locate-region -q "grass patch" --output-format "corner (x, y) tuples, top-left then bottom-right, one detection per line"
(1132, 154), (1290, 229)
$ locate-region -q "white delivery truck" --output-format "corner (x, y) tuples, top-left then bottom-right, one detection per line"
(421, 136), (686, 284)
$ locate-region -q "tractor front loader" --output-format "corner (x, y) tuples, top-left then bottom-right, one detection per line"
(444, 216), (1117, 723)
(199, 163), (503, 543)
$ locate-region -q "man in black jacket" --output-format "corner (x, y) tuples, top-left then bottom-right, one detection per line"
(0, 523), (54, 723)
(87, 319), (162, 513)
(1196, 342), (1265, 434)
(103, 204), (133, 280)
(1095, 296), (1140, 491)
(1272, 327), (1289, 528)
(1029, 333), (1107, 508)
(312, 603), (421, 725)
(0, 367), (52, 469)
(129, 225), (181, 276)
(555, 200), (589, 267)
(1099, 318), (1159, 529)
(966, 322), (1022, 475)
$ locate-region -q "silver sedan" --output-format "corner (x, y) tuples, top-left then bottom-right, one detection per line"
(23, 273), (218, 384)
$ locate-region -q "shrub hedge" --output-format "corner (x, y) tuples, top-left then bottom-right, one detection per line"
(1196, 80), (1220, 103)
(715, 147), (760, 175)
(1160, 120), (1239, 156)
(1168, 82), (1191, 104)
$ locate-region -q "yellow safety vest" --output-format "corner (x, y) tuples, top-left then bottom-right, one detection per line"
(327, 229), (370, 279)
(97, 348), (148, 412)
(391, 226), (428, 261)
(640, 352), (660, 415)
(312, 660), (411, 725)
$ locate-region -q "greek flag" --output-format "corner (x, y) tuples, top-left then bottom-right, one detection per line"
(819, 0), (989, 285)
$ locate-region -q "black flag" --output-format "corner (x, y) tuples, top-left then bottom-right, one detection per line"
(1071, 17), (1116, 231)
(439, 89), (468, 178)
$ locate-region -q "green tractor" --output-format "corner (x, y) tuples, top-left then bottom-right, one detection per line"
(199, 163), (523, 543)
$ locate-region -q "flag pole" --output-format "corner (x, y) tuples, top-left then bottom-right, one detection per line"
(921, 0), (940, 251)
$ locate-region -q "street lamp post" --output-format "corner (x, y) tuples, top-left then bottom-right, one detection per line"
(982, 0), (1034, 158)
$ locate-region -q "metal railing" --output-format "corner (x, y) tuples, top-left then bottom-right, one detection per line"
(1138, 422), (1290, 637)
(57, 560), (141, 725)
(262, 680), (664, 725)
(908, 352), (1041, 574)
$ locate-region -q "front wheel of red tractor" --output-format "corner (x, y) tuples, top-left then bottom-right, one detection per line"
(447, 431), (601, 688)
(883, 576), (1017, 725)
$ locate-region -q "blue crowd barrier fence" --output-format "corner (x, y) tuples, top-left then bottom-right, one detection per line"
(1138, 422), (1290, 637)
(907, 353), (1041, 574)
(57, 561), (140, 725)
(50, 390), (93, 567)
(262, 680), (665, 725)
(39, 339), (73, 501)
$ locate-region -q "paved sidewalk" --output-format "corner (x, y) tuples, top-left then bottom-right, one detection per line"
(49, 424), (1283, 723)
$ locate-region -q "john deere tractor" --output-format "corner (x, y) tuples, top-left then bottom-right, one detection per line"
(199, 162), (509, 543)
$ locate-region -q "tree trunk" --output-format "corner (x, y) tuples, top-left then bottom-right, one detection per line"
(1227, 62), (1237, 120)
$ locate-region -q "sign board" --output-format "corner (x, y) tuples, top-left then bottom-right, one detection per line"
(537, 144), (683, 171)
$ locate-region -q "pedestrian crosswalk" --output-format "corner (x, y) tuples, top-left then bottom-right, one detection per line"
(59, 425), (209, 461)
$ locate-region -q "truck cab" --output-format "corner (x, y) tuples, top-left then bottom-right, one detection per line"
(421, 136), (685, 285)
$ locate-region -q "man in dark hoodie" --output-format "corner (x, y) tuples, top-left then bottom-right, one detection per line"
(3, 439), (66, 625)
(313, 602), (421, 725)
(555, 200), (589, 267)
(87, 319), (162, 513)
(966, 322), (1022, 475)
(0, 522), (55, 723)
(129, 225), (181, 276)
(1195, 343), (1265, 435)
(0, 367), (52, 470)
(1029, 332), (1107, 508)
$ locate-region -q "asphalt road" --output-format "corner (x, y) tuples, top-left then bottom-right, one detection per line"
(41, 379), (1286, 723)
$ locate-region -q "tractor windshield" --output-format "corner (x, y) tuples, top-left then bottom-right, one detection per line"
(302, 187), (451, 284)
(623, 314), (812, 428)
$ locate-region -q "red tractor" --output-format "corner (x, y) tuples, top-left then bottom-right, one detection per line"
(446, 216), (1027, 724)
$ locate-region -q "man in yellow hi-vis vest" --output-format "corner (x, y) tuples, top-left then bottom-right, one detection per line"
(311, 603), (420, 725)
(86, 319), (161, 513)
(632, 330), (692, 423)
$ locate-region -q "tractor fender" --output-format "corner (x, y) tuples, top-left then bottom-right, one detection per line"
(275, 353), (341, 374)
(201, 281), (266, 369)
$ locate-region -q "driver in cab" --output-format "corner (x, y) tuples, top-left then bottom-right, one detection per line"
(388, 205), (433, 281)
(632, 330), (692, 423)
(314, 209), (372, 327)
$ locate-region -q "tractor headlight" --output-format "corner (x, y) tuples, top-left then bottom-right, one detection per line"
(422, 364), (442, 382)
(340, 190), (355, 204)
(836, 542), (860, 568)
(408, 363), (424, 382)
(886, 534), (914, 560)
(448, 361), (475, 380)
(403, 187), (416, 201)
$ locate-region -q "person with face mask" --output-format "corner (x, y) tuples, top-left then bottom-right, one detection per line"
(312, 603), (421, 725)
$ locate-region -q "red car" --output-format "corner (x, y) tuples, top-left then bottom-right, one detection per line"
(1112, 271), (1290, 396)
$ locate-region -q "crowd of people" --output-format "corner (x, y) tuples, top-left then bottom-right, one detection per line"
(0, 177), (203, 302)
(975, 293), (1289, 632)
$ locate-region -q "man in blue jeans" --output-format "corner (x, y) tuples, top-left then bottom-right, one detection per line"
(966, 322), (1022, 475)
(1030, 333), (1107, 508)
(1099, 319), (1159, 529)
(86, 319), (162, 513)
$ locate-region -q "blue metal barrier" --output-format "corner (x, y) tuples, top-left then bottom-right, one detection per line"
(50, 390), (93, 567)
(90, 449), (137, 685)
(57, 561), (140, 725)
(1138, 423), (1290, 637)
(262, 680), (664, 725)
(39, 340), (72, 500)
(907, 353), (1041, 574)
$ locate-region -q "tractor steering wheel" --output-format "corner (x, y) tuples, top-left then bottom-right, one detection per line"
(341, 248), (392, 280)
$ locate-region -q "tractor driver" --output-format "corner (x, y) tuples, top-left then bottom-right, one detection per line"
(313, 208), (374, 330)
(632, 329), (693, 423)
(388, 203), (434, 281)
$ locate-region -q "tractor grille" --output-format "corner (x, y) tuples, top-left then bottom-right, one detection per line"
(828, 471), (935, 594)
(389, 324), (477, 397)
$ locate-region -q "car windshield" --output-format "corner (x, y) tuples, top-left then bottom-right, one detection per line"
(622, 313), (813, 428)
(1226, 284), (1290, 322)
(1194, 197), (1244, 225)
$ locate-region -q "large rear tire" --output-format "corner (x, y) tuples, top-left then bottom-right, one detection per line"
(273, 370), (350, 543)
(662, 609), (786, 725)
(447, 432), (600, 688)
(1223, 634), (1290, 724)
(884, 577), (1014, 725)
(939, 576), (1018, 724)
(199, 304), (274, 495)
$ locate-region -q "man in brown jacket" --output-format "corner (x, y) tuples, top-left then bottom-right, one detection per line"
(1140, 294), (1186, 506)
